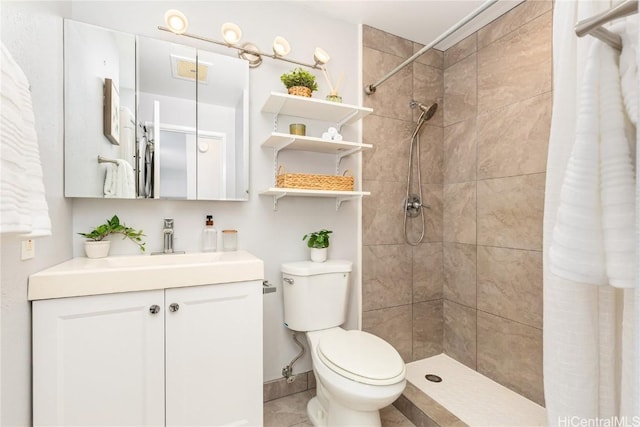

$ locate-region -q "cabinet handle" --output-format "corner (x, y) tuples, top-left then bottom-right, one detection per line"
(149, 305), (161, 314)
(169, 303), (180, 313)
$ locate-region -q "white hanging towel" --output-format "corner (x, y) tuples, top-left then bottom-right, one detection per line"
(117, 159), (136, 199)
(103, 159), (135, 198)
(550, 42), (606, 285)
(550, 40), (636, 289)
(599, 42), (636, 288)
(103, 163), (117, 197)
(0, 43), (51, 236)
(617, 17), (638, 125)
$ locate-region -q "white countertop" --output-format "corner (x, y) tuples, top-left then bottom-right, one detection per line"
(28, 250), (265, 300)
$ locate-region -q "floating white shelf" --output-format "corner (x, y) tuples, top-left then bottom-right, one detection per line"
(261, 132), (372, 155)
(260, 92), (372, 210)
(259, 187), (370, 210)
(261, 92), (372, 125)
(260, 188), (370, 197)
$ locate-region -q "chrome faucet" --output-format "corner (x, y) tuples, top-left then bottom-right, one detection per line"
(151, 218), (184, 255)
(163, 218), (174, 253)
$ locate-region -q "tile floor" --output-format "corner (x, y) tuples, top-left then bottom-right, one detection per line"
(263, 390), (415, 427)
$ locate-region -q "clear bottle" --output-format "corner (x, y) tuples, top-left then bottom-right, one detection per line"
(202, 215), (217, 252)
(222, 229), (238, 251)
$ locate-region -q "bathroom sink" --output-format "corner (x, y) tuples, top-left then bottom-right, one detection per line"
(104, 251), (225, 268)
(28, 250), (264, 300)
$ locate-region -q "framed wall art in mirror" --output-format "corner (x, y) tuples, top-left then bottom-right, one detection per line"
(103, 78), (120, 145)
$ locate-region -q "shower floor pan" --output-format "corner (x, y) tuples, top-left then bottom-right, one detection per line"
(397, 354), (546, 426)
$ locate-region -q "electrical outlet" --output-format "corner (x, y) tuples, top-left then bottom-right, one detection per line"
(21, 239), (35, 260)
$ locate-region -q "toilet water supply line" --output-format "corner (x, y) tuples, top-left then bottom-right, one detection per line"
(282, 332), (306, 383)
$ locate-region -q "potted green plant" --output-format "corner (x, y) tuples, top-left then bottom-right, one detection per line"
(79, 214), (146, 258)
(303, 229), (332, 262)
(280, 67), (318, 98)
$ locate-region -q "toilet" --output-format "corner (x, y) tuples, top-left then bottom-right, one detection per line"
(282, 260), (406, 427)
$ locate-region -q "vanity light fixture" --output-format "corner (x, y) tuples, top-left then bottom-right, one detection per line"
(221, 22), (242, 45)
(159, 9), (329, 70)
(238, 43), (263, 68)
(272, 36), (291, 57)
(164, 9), (188, 35)
(313, 47), (330, 67)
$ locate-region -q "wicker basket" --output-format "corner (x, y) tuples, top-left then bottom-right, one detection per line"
(276, 166), (354, 191)
(288, 86), (312, 97)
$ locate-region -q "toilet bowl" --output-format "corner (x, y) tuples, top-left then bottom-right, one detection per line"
(305, 328), (406, 427)
(281, 260), (407, 426)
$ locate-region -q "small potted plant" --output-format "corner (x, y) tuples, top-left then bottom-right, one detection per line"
(303, 229), (332, 262)
(79, 214), (146, 258)
(281, 67), (318, 98)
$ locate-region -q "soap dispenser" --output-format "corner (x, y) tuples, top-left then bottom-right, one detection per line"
(202, 215), (217, 252)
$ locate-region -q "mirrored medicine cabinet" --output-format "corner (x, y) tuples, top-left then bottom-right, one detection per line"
(64, 20), (250, 201)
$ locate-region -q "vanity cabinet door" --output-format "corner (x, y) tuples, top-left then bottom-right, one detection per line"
(165, 281), (263, 427)
(33, 290), (165, 427)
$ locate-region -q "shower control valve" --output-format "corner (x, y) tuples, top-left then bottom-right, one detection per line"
(405, 194), (430, 218)
(408, 200), (422, 210)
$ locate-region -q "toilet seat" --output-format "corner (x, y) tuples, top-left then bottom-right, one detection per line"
(317, 330), (406, 386)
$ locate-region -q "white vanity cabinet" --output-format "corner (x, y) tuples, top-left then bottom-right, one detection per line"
(164, 282), (262, 426)
(33, 290), (165, 426)
(32, 280), (263, 427)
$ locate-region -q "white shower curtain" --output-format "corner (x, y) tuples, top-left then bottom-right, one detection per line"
(544, 0), (638, 424)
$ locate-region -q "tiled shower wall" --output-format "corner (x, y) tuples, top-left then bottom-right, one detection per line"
(362, 0), (551, 407)
(362, 26), (445, 363)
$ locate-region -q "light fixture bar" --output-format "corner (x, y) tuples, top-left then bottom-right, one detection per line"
(158, 26), (324, 70)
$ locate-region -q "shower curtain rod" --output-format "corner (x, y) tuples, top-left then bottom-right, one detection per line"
(364, 0), (499, 95)
(574, 0), (638, 50)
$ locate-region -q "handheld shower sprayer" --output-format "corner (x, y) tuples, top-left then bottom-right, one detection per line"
(404, 99), (438, 245)
(409, 100), (438, 139)
(410, 100), (438, 121)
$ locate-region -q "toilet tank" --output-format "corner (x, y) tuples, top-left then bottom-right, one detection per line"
(282, 260), (352, 332)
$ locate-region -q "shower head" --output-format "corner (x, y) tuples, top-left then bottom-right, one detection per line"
(409, 100), (438, 138)
(410, 100), (438, 122)
(419, 102), (438, 121)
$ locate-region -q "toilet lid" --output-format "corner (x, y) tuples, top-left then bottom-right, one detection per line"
(317, 330), (406, 386)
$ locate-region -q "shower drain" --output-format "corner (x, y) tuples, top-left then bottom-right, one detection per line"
(425, 374), (442, 383)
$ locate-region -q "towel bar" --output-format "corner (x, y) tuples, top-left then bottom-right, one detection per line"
(97, 155), (118, 165)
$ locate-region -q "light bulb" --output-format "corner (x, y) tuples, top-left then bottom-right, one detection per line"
(313, 47), (330, 65)
(164, 9), (188, 34)
(272, 36), (291, 57)
(221, 22), (242, 45)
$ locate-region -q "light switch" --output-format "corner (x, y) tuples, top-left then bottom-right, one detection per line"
(21, 239), (35, 260)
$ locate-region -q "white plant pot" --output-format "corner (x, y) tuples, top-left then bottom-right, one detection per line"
(310, 247), (328, 263)
(84, 240), (111, 259)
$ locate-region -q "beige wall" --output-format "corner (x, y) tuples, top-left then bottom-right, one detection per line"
(362, 0), (552, 407)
